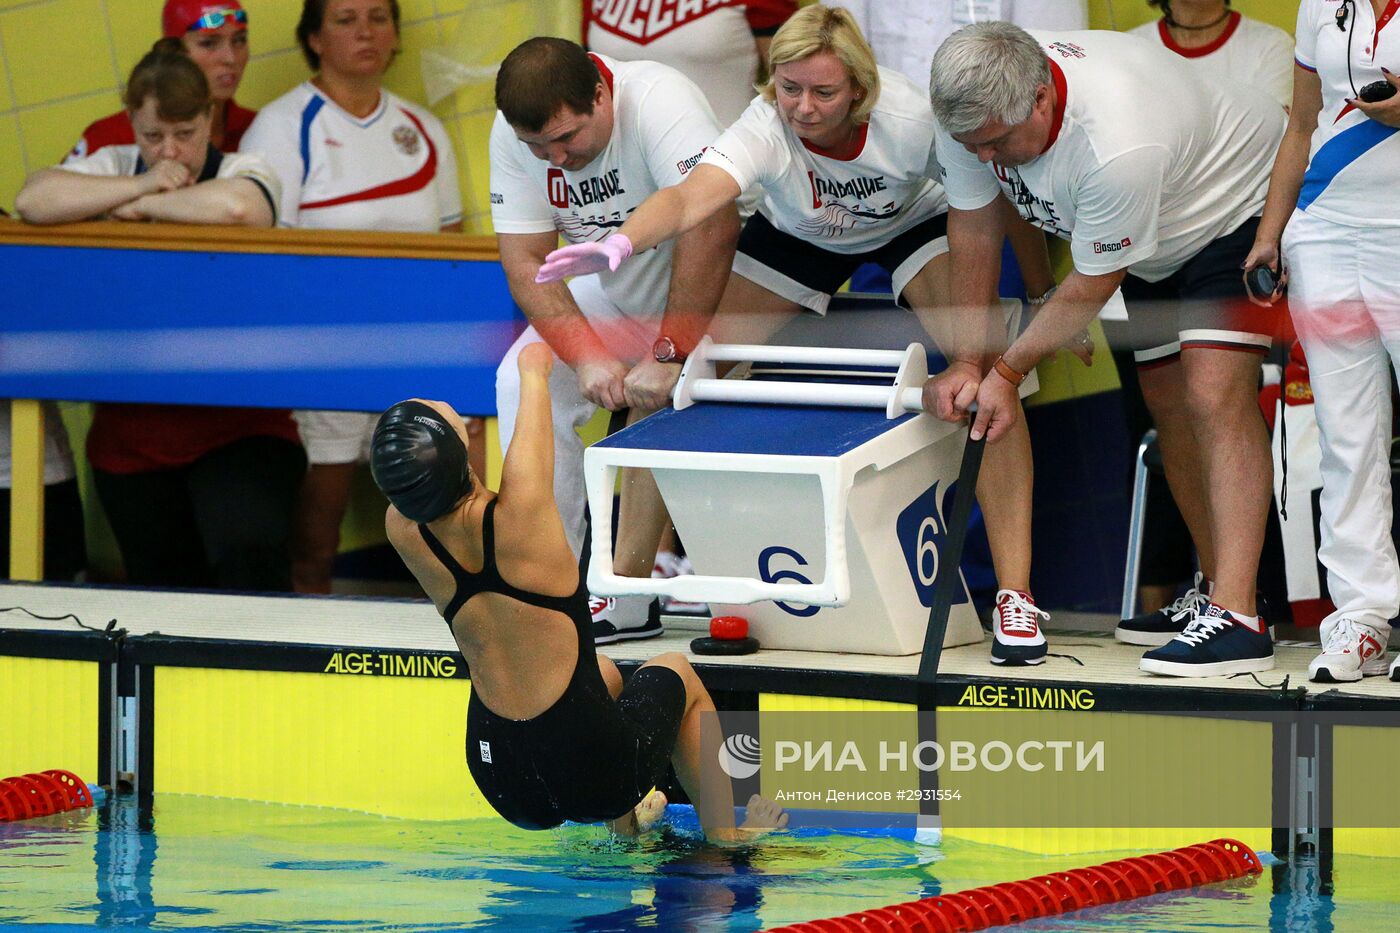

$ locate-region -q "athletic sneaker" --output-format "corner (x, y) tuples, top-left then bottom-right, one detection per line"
(653, 550), (708, 615)
(1115, 572), (1211, 646)
(591, 593), (663, 645)
(1308, 618), (1390, 683)
(991, 589), (1048, 666)
(1139, 603), (1274, 677)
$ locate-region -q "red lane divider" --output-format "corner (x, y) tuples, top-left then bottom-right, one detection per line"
(764, 838), (1262, 932)
(0, 771), (94, 822)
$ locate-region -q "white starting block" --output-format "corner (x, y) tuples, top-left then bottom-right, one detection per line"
(585, 337), (998, 656)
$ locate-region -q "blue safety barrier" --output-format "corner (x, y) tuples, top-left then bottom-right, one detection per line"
(0, 244), (522, 414)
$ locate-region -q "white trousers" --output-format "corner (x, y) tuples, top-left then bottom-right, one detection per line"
(495, 275), (659, 557)
(1282, 209), (1400, 634)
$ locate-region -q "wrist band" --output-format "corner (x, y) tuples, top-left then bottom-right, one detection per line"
(993, 356), (1028, 387)
(1027, 285), (1057, 307)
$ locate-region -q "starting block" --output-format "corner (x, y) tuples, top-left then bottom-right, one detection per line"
(585, 338), (990, 656)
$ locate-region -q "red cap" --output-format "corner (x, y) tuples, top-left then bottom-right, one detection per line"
(162, 1), (246, 38)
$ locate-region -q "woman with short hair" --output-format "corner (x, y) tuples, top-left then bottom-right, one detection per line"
(69, 1), (256, 160)
(16, 41), (306, 592)
(537, 4), (1057, 667)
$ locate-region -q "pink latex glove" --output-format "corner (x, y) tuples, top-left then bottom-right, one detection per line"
(534, 233), (634, 283)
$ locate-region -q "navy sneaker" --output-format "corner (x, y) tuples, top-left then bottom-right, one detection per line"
(1115, 572), (1210, 646)
(592, 595), (663, 645)
(1139, 603), (1274, 677)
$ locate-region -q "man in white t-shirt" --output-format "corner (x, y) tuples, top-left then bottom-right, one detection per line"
(927, 23), (1286, 678)
(489, 38), (739, 643)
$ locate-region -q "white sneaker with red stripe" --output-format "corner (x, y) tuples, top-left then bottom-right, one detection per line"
(1308, 618), (1390, 683)
(991, 589), (1048, 666)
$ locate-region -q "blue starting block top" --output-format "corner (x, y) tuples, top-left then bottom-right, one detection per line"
(597, 401), (918, 458)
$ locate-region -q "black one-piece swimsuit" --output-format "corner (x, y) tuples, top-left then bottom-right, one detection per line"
(419, 499), (686, 830)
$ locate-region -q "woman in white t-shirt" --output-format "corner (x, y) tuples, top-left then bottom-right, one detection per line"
(536, 4), (1059, 668)
(16, 39), (300, 590)
(239, 0), (469, 594)
(1130, 2), (1293, 109)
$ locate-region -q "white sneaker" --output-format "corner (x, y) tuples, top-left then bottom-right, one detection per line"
(1308, 618), (1389, 683)
(591, 593), (663, 645)
(652, 551), (708, 615)
(991, 589), (1048, 666)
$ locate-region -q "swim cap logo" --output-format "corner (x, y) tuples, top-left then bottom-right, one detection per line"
(412, 415), (445, 434)
(718, 733), (761, 779)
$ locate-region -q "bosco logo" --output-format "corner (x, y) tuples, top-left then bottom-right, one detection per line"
(547, 168), (568, 209)
(757, 546), (821, 618)
(896, 481), (971, 608)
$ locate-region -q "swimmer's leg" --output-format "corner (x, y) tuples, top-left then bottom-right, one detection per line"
(598, 654), (623, 700)
(639, 652), (788, 842)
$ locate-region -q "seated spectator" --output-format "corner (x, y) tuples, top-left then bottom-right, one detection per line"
(70, 1), (255, 159)
(15, 41), (306, 591)
(239, 0), (467, 594)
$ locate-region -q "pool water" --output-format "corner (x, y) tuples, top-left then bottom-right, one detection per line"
(0, 796), (1391, 931)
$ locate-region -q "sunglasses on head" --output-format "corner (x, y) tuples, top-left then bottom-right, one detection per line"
(187, 8), (247, 32)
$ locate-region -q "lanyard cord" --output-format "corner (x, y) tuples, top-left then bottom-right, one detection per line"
(1340, 0), (1361, 97)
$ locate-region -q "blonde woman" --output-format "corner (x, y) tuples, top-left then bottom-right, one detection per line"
(537, 4), (1055, 667)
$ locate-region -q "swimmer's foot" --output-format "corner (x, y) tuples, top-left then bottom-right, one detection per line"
(707, 794), (790, 843)
(608, 790), (668, 836)
(738, 794), (789, 834)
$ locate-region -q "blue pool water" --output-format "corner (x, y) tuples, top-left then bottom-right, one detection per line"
(0, 796), (1390, 931)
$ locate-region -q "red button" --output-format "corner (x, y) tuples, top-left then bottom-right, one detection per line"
(709, 616), (749, 640)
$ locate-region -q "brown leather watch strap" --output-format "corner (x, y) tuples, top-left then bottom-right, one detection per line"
(993, 356), (1028, 387)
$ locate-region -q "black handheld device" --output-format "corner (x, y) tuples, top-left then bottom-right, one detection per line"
(1245, 265), (1280, 303)
(1358, 80), (1397, 103)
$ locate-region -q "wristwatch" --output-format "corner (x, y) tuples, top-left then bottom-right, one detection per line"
(993, 355), (1029, 387)
(653, 335), (686, 364)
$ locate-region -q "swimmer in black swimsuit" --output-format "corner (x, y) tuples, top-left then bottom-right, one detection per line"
(371, 342), (787, 840)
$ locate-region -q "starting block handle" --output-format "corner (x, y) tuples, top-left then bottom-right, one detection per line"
(674, 337), (930, 419)
(685, 379), (924, 411)
(704, 344), (909, 367)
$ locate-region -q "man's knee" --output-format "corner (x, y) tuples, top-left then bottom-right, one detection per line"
(1182, 360), (1260, 419)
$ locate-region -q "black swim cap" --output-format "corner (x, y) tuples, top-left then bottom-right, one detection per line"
(370, 400), (473, 523)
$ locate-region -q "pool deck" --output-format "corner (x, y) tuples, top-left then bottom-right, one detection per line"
(2, 581), (1397, 713)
